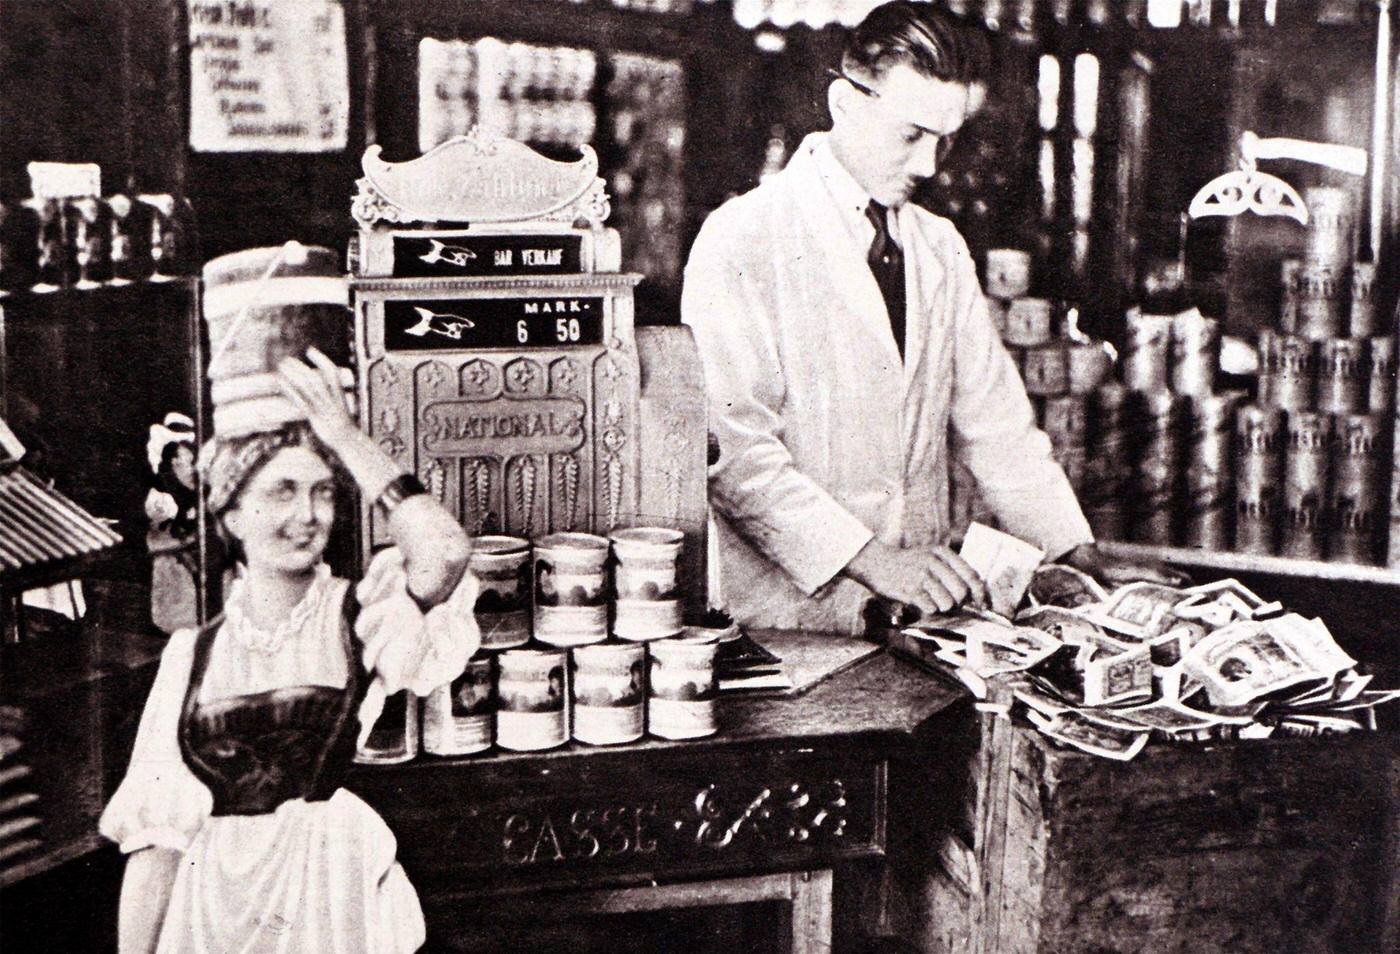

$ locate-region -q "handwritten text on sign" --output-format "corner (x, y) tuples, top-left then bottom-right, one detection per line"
(188, 0), (349, 152)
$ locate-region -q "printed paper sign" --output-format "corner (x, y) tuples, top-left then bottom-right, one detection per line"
(188, 0), (349, 153)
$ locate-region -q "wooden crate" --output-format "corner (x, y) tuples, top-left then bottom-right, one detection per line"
(922, 712), (1400, 954)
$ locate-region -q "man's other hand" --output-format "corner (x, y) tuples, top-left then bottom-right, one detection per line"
(847, 539), (987, 617)
(1061, 542), (1189, 588)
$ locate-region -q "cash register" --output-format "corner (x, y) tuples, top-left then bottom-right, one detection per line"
(349, 130), (708, 617)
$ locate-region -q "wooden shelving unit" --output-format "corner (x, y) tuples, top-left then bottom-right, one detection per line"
(1100, 540), (1400, 586)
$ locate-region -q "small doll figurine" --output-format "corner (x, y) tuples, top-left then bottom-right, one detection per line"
(145, 412), (199, 634)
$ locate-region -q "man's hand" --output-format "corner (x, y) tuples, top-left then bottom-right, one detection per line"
(846, 539), (987, 617)
(1061, 542), (1189, 588)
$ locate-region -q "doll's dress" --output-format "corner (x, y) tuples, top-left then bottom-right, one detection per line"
(100, 550), (479, 954)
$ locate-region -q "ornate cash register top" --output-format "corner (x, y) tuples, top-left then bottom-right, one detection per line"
(352, 129), (610, 229)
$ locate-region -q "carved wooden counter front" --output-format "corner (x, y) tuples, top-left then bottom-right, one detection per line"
(346, 637), (967, 951)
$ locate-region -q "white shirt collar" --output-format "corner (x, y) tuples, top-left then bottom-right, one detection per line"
(803, 132), (901, 245)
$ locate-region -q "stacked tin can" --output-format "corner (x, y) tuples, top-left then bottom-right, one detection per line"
(1253, 186), (1393, 565)
(982, 248), (1113, 505)
(0, 194), (195, 295)
(414, 525), (717, 760)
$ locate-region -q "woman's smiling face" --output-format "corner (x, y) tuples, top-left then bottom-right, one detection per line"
(223, 445), (335, 575)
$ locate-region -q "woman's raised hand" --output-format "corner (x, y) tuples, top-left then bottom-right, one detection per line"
(277, 348), (358, 449)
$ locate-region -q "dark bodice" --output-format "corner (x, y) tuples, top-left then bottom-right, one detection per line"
(178, 590), (365, 817)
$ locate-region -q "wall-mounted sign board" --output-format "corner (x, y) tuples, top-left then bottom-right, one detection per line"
(187, 0), (349, 153)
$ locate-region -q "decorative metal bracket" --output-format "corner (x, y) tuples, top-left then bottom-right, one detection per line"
(352, 128), (610, 229)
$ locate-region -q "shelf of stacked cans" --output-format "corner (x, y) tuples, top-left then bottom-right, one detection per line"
(417, 37), (598, 154)
(1094, 184), (1400, 582)
(0, 191), (197, 296)
(353, 527), (730, 766)
(952, 248), (1116, 539)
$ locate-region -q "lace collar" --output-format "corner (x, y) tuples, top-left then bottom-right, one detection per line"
(223, 564), (334, 656)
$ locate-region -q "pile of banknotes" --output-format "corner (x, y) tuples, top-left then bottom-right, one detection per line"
(905, 525), (1400, 761)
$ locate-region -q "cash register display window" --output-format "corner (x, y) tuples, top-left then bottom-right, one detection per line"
(383, 297), (605, 351)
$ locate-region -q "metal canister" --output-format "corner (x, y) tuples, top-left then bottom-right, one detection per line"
(1003, 297), (1054, 347)
(1022, 343), (1069, 396)
(423, 653), (496, 756)
(1368, 337), (1395, 413)
(106, 194), (152, 284)
(1233, 404), (1284, 556)
(28, 198), (72, 291)
(1315, 338), (1365, 415)
(1169, 311), (1219, 396)
(1182, 392), (1241, 549)
(985, 248), (1032, 299)
(353, 690), (420, 764)
(496, 646), (569, 751)
(571, 641), (646, 745)
(648, 634), (720, 740)
(1327, 412), (1385, 565)
(141, 193), (195, 281)
(471, 536), (532, 650)
(1279, 258), (1303, 334)
(1082, 383), (1132, 540)
(1280, 410), (1333, 560)
(1260, 331), (1315, 411)
(611, 527), (684, 642)
(1129, 389), (1181, 545)
(1122, 313), (1172, 391)
(65, 196), (110, 287)
(1066, 342), (1112, 395)
(0, 201), (40, 293)
(1350, 261), (1379, 338)
(1292, 262), (1347, 341)
(1042, 395), (1088, 452)
(1303, 186), (1357, 273)
(533, 532), (609, 647)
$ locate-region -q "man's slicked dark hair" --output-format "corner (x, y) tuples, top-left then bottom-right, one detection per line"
(842, 1), (987, 87)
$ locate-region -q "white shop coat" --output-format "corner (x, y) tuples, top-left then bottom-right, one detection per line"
(682, 133), (1093, 634)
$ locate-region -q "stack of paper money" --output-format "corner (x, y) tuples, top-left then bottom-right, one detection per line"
(903, 524), (1400, 760)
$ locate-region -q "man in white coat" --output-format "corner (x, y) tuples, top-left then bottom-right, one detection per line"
(683, 2), (1157, 635)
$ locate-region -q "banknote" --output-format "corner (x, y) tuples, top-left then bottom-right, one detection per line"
(1027, 563), (1108, 609)
(1027, 709), (1150, 761)
(1087, 581), (1187, 639)
(1083, 643), (1153, 706)
(959, 522), (1045, 617)
(1183, 620), (1327, 708)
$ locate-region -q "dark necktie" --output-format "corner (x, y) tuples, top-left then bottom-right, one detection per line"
(866, 200), (906, 357)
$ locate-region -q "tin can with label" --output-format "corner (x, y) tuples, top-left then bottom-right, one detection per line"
(1042, 394), (1088, 452)
(1280, 410), (1333, 560)
(1350, 261), (1379, 337)
(985, 296), (1009, 338)
(496, 646), (569, 751)
(29, 198), (72, 292)
(1279, 258), (1303, 333)
(985, 248), (1032, 299)
(1183, 392), (1241, 549)
(105, 194), (152, 284)
(1261, 331), (1315, 411)
(1022, 343), (1069, 396)
(471, 536), (531, 650)
(1082, 383), (1132, 534)
(1327, 412), (1385, 564)
(648, 634), (719, 740)
(354, 690), (420, 765)
(65, 196), (110, 288)
(1169, 311), (1219, 396)
(1233, 405), (1284, 556)
(571, 641), (646, 745)
(1122, 313), (1172, 392)
(533, 532), (609, 647)
(1315, 338), (1365, 415)
(0, 201), (40, 293)
(1292, 262), (1347, 341)
(423, 653), (496, 756)
(1067, 342), (1112, 394)
(1367, 337), (1395, 413)
(1129, 389), (1181, 544)
(612, 527), (685, 641)
(1303, 186), (1357, 273)
(1003, 297), (1053, 348)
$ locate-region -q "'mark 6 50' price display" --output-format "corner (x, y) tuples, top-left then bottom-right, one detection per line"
(384, 297), (604, 351)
